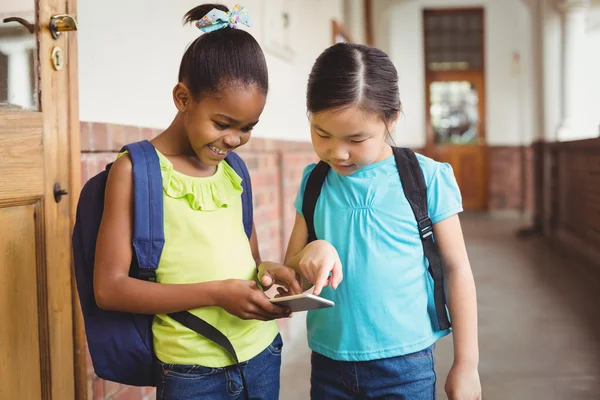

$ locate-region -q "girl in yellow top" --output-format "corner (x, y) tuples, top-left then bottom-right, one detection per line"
(94, 4), (301, 399)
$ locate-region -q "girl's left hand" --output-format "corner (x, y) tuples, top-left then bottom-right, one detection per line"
(445, 362), (481, 400)
(258, 261), (303, 295)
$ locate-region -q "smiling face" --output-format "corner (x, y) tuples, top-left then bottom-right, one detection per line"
(310, 105), (396, 175)
(174, 82), (266, 167)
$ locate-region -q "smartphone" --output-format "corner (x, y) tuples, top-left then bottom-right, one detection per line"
(269, 293), (335, 313)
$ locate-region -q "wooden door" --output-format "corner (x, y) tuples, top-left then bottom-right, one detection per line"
(0, 0), (81, 398)
(425, 71), (488, 210)
(423, 8), (488, 211)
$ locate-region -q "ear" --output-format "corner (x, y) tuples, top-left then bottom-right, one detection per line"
(173, 82), (192, 112)
(389, 109), (402, 132)
(391, 109), (402, 131)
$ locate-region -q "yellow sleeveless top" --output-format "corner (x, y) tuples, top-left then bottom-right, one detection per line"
(119, 149), (278, 367)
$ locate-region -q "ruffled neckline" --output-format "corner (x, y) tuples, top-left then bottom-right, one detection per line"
(155, 149), (243, 211)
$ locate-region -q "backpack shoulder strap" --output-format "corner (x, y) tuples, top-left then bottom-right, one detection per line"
(302, 161), (331, 243)
(225, 152), (253, 239)
(392, 147), (451, 331)
(122, 140), (164, 282)
(123, 142), (250, 397)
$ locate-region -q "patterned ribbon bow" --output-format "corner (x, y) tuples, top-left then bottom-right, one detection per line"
(196, 4), (252, 33)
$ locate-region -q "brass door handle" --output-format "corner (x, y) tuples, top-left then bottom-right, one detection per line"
(3, 17), (35, 34)
(50, 14), (78, 39)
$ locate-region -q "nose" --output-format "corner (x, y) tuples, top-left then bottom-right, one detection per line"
(223, 133), (241, 148)
(329, 144), (350, 162)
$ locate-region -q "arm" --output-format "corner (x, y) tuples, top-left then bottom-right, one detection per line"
(434, 214), (481, 399)
(252, 221), (303, 295)
(283, 212), (312, 292)
(249, 223), (262, 267)
(283, 212), (343, 295)
(93, 155), (287, 320)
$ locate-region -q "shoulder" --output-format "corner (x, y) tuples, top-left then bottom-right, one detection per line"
(298, 162), (319, 193)
(413, 152), (457, 188)
(301, 163), (318, 177)
(293, 163), (319, 215)
(112, 152), (133, 172)
(410, 152), (462, 221)
(106, 153), (133, 193)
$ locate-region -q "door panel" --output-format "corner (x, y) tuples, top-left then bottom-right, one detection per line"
(0, 113), (44, 200)
(425, 72), (488, 211)
(434, 144), (488, 211)
(0, 0), (79, 398)
(0, 204), (45, 400)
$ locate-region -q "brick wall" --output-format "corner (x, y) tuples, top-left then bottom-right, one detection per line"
(80, 121), (316, 399)
(79, 122), (532, 398)
(488, 146), (534, 212)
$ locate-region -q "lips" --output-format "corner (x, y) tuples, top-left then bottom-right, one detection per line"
(332, 163), (355, 169)
(208, 144), (230, 158)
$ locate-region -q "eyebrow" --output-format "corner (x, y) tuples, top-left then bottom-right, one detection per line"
(315, 125), (367, 138)
(215, 114), (259, 126)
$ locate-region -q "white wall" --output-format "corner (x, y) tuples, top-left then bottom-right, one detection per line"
(374, 0), (534, 148)
(344, 0), (367, 43)
(541, 0), (562, 141)
(582, 4), (600, 138)
(0, 0), (33, 17)
(77, 0), (343, 141)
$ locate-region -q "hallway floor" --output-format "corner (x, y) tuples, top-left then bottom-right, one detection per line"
(277, 214), (600, 399)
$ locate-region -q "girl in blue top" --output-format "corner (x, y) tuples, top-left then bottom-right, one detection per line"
(262, 43), (481, 399)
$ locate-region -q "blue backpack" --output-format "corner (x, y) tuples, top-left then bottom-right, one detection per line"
(72, 140), (254, 387)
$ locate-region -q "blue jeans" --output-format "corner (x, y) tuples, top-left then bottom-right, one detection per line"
(156, 334), (282, 400)
(311, 344), (437, 399)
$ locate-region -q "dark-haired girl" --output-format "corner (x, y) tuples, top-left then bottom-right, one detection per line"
(282, 43), (481, 399)
(94, 4), (301, 399)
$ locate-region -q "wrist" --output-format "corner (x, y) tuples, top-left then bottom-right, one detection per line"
(202, 280), (225, 308)
(453, 357), (479, 369)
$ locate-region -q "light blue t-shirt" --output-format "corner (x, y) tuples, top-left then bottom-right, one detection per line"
(293, 153), (463, 361)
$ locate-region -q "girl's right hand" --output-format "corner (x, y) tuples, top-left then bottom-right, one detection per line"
(298, 240), (343, 295)
(216, 279), (291, 321)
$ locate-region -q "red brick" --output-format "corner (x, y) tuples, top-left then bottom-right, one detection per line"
(81, 154), (99, 184)
(125, 125), (142, 143)
(91, 122), (110, 152)
(114, 386), (143, 400)
(110, 123), (127, 150)
(104, 379), (122, 397)
(141, 127), (154, 141)
(488, 146), (520, 210)
(93, 377), (104, 399)
(87, 375), (94, 400)
(80, 121), (91, 152)
(81, 158), (88, 187)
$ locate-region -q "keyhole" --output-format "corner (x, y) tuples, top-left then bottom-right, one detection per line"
(51, 46), (64, 70)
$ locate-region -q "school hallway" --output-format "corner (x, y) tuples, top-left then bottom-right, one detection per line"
(278, 213), (600, 400)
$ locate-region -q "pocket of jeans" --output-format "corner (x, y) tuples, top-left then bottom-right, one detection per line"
(267, 334), (283, 356)
(161, 362), (220, 380)
(403, 345), (434, 359)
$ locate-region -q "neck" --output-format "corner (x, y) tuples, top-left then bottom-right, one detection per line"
(153, 113), (195, 157)
(374, 144), (393, 163)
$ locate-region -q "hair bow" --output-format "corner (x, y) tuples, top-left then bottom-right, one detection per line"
(196, 4), (252, 33)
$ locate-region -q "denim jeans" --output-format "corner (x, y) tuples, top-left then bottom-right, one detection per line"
(156, 334), (282, 400)
(310, 344), (437, 399)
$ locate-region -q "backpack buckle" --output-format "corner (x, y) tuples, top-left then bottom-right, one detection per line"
(138, 269), (157, 282)
(418, 217), (433, 240)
